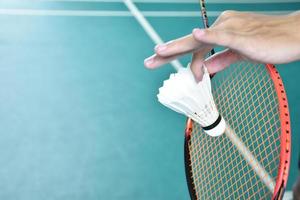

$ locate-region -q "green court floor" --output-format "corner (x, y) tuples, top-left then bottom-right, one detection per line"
(0, 1), (299, 199)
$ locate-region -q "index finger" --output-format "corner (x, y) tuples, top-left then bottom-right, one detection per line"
(155, 32), (209, 57)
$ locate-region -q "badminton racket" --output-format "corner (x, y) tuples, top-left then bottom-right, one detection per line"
(184, 1), (291, 199)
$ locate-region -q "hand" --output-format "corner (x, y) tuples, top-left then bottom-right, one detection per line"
(144, 11), (300, 81)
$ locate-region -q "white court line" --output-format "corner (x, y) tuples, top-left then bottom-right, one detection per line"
(0, 9), (132, 16)
(0, 9), (293, 17)
(139, 11), (291, 17)
(225, 126), (275, 193)
(122, 0), (183, 71)
(42, 0), (300, 4)
(283, 191), (293, 200)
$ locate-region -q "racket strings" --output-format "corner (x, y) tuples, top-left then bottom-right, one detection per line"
(191, 127), (266, 199)
(191, 63), (279, 173)
(192, 127), (280, 198)
(214, 63), (281, 175)
(215, 62), (280, 165)
(191, 88), (278, 197)
(188, 62), (281, 199)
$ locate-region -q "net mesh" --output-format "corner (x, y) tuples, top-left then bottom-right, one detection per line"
(188, 62), (281, 199)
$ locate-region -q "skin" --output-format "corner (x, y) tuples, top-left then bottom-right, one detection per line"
(144, 11), (300, 81)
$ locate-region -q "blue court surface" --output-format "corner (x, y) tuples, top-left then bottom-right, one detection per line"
(0, 0), (299, 199)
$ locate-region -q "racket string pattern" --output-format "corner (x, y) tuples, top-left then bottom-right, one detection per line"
(185, 62), (290, 199)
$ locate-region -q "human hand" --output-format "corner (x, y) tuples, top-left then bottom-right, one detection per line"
(144, 11), (300, 81)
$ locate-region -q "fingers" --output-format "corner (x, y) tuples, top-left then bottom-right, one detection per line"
(145, 48), (242, 77)
(144, 20), (240, 70)
(154, 34), (208, 57)
(144, 53), (182, 69)
(190, 46), (213, 82)
(154, 35), (197, 57)
(192, 28), (236, 48)
(204, 48), (241, 74)
(144, 33), (212, 69)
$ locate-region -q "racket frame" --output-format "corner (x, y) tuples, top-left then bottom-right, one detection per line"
(266, 64), (291, 200)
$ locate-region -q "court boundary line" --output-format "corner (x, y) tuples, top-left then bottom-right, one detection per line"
(0, 9), (292, 17)
(123, 0), (183, 71)
(42, 0), (300, 4)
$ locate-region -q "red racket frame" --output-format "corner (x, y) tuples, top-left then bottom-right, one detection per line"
(184, 64), (291, 200)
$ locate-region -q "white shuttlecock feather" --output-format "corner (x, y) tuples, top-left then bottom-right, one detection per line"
(157, 65), (226, 137)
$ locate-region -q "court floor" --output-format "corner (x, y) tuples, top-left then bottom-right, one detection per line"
(0, 0), (299, 199)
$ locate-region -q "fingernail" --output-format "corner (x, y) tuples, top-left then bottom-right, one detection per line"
(144, 56), (154, 67)
(193, 29), (205, 37)
(155, 44), (167, 52)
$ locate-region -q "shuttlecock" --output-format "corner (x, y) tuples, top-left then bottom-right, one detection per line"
(157, 64), (226, 137)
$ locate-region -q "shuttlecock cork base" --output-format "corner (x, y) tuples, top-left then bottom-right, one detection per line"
(202, 114), (226, 137)
(157, 64), (226, 137)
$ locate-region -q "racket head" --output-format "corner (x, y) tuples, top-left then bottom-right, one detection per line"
(184, 62), (291, 200)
